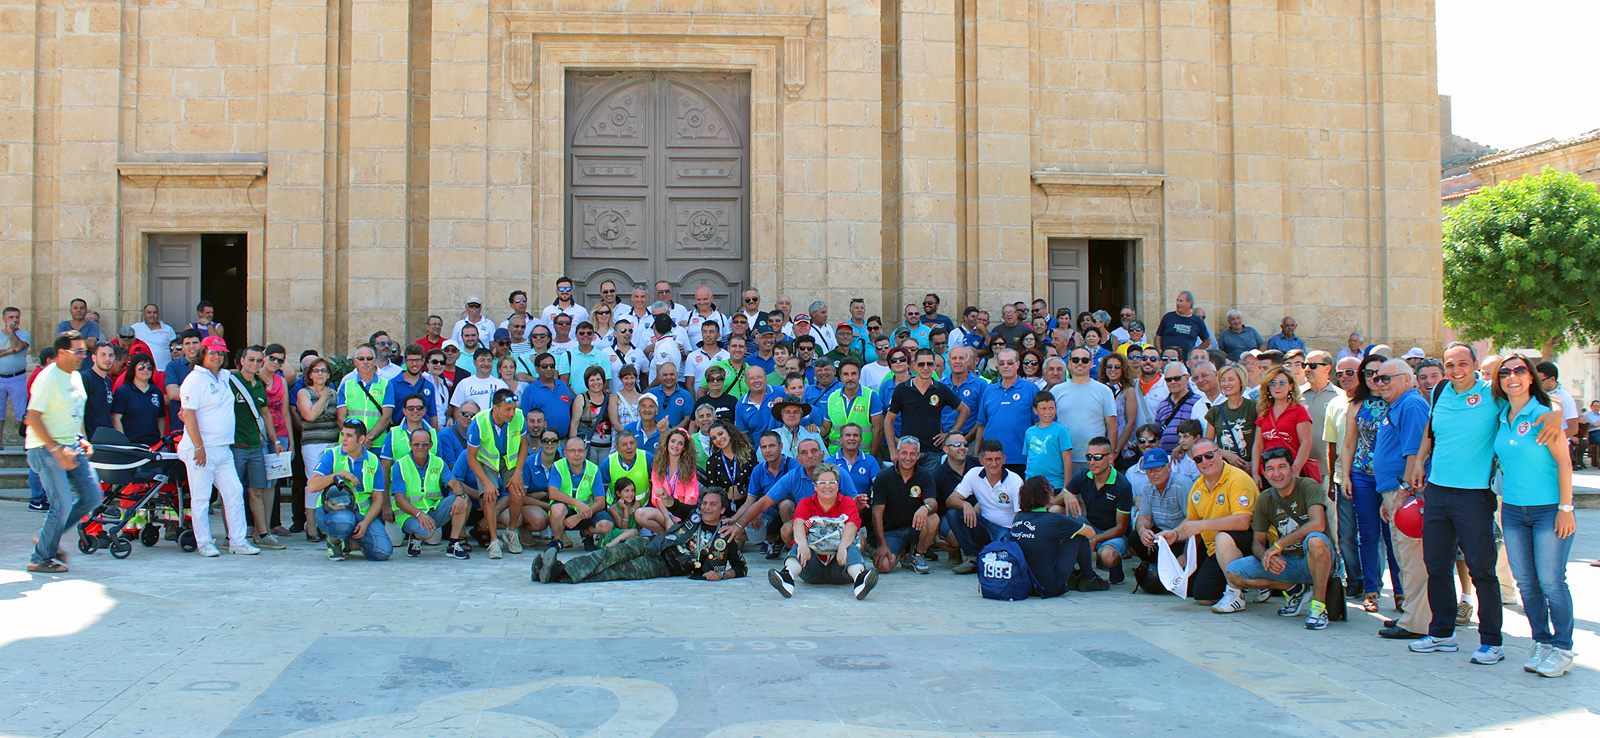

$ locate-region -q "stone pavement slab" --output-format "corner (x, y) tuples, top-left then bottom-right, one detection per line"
(2, 501), (1598, 737)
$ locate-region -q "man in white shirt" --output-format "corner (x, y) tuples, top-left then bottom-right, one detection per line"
(130, 303), (177, 372)
(684, 283), (730, 338)
(945, 439), (1023, 572)
(369, 331), (404, 381)
(178, 336), (259, 557)
(683, 321), (729, 391)
(807, 301), (837, 353)
(500, 290), (534, 331)
(549, 313), (579, 355)
(617, 284), (653, 335)
(646, 314), (685, 385)
(506, 314), (534, 357)
(451, 296), (496, 348)
(654, 280), (692, 326)
(540, 276), (590, 330)
(1537, 361), (1581, 438)
(740, 287), (767, 330)
(450, 348), (509, 414)
(1110, 306), (1136, 345)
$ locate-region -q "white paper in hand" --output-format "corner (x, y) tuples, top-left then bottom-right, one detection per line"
(1155, 534), (1198, 598)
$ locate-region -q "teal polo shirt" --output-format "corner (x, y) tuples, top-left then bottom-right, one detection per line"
(1427, 377), (1503, 489)
(1493, 399), (1558, 507)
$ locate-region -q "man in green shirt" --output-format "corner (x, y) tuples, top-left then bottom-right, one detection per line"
(233, 345), (285, 550)
(25, 331), (100, 573)
(1219, 447), (1334, 630)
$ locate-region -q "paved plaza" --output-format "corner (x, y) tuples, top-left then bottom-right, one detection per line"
(2, 501), (1598, 737)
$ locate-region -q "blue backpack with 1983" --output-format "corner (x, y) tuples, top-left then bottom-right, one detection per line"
(977, 538), (1036, 601)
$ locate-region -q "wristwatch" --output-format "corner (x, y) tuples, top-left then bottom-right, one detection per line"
(1557, 504), (1575, 513)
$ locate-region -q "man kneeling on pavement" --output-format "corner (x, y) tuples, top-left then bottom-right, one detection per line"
(1211, 447), (1335, 629)
(533, 488), (745, 584)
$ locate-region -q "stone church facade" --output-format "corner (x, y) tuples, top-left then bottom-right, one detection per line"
(1, 0), (1442, 353)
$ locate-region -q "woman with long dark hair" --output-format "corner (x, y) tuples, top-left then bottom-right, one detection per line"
(702, 420), (755, 509)
(1009, 476), (1101, 597)
(111, 354), (165, 446)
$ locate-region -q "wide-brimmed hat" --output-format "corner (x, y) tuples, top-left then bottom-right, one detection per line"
(771, 394), (812, 421)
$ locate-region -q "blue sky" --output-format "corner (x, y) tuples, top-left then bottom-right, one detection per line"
(1437, 0), (1600, 149)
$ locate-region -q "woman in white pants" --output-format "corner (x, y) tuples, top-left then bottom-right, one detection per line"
(177, 336), (257, 556)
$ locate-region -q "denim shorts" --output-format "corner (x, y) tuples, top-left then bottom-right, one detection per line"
(1226, 532), (1332, 585)
(232, 444), (267, 488)
(1092, 528), (1128, 558)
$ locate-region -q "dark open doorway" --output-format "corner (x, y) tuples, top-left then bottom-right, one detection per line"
(1087, 239), (1134, 318)
(200, 233), (247, 342)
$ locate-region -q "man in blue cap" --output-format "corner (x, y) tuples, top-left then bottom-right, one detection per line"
(1130, 446), (1196, 563)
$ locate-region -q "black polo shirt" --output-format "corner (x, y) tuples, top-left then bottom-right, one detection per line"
(1065, 467), (1134, 532)
(870, 466), (936, 531)
(934, 456), (979, 513)
(888, 379), (960, 449)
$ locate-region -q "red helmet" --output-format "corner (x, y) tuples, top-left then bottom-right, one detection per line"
(1394, 495), (1425, 539)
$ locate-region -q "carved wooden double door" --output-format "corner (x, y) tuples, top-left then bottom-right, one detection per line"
(565, 71), (750, 309)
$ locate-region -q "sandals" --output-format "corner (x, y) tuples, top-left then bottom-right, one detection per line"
(1394, 594), (1405, 614)
(1362, 593), (1380, 613)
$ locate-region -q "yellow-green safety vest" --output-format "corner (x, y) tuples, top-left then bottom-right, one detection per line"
(386, 423), (437, 459)
(554, 459), (600, 507)
(826, 387), (875, 453)
(393, 453), (445, 527)
(341, 374), (391, 447)
(332, 448), (381, 513)
(472, 410), (525, 472)
(607, 450), (651, 504)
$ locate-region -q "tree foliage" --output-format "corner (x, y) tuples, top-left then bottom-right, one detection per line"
(1443, 168), (1600, 355)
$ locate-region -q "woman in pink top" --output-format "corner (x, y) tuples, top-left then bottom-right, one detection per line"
(263, 344), (294, 535)
(1249, 365), (1317, 484)
(647, 428), (702, 527)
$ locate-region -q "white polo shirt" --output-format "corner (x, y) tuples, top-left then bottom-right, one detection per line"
(954, 466), (1023, 528)
(178, 367), (237, 452)
(130, 321), (177, 371)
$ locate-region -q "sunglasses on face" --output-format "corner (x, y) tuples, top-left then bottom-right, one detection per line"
(1140, 355), (1159, 362)
(537, 363), (555, 369)
(444, 348), (460, 354)
(1498, 365), (1531, 378)
(890, 356), (907, 364)
(1069, 357), (1092, 365)
(1137, 437), (1158, 445)
(427, 359), (443, 366)
(1306, 362), (1328, 369)
(541, 436), (560, 444)
(1193, 451), (1218, 462)
(915, 362), (934, 368)
(1335, 369), (1356, 377)
(1371, 374), (1396, 385)
(514, 297), (529, 303)
(594, 310), (611, 316)
(355, 356), (374, 362)
(1164, 375), (1186, 383)
(532, 334), (549, 340)
(601, 289), (617, 295)
(1022, 360), (1039, 366)
(467, 303), (481, 308)
(496, 340), (510, 345)
(557, 286), (573, 293)
(1362, 369), (1378, 378)
(946, 441), (967, 448)
(1084, 453), (1110, 462)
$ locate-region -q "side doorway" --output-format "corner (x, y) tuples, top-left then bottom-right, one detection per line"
(1047, 237), (1136, 320)
(146, 233), (247, 340)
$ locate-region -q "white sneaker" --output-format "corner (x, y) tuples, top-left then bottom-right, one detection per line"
(1524, 643), (1554, 673)
(488, 539), (503, 560)
(230, 542), (261, 556)
(1212, 587), (1247, 614)
(197, 543), (221, 558)
(503, 530), (523, 554)
(1536, 648), (1575, 678)
(1250, 587), (1273, 604)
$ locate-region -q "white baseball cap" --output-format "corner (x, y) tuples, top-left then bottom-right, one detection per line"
(1402, 347), (1426, 360)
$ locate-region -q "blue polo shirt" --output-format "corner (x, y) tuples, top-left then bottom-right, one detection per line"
(827, 451), (883, 492)
(735, 392), (778, 438)
(766, 465), (860, 505)
(748, 456), (800, 499)
(975, 378), (1038, 463)
(1427, 377), (1504, 489)
(164, 357), (193, 429)
(449, 451), (547, 495)
(519, 379), (575, 438)
(437, 425), (469, 469)
(383, 373), (438, 419)
(649, 385), (695, 428)
(942, 373), (989, 434)
(1494, 400), (1558, 507)
(1372, 389), (1429, 493)
(388, 455), (456, 497)
(313, 448), (386, 491)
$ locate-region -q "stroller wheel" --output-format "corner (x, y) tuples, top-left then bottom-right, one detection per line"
(140, 525), (160, 547)
(109, 538), (133, 559)
(177, 528), (197, 553)
(77, 530), (97, 555)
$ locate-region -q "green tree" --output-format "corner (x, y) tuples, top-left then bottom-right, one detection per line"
(1443, 167), (1600, 356)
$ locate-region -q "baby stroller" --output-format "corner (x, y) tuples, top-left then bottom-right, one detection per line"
(77, 428), (194, 559)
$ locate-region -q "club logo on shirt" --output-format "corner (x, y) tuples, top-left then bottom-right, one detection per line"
(929, 395), (940, 407)
(1215, 493), (1226, 506)
(1237, 495), (1251, 507)
(998, 491), (1010, 504)
(1012, 393), (1021, 401)
(675, 397), (685, 406)
(1517, 420), (1531, 436)
(962, 389), (971, 398)
(1192, 491), (1203, 504)
(149, 395), (160, 407)
(1466, 394), (1481, 407)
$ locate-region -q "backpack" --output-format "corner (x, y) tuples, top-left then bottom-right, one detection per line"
(977, 539), (1036, 601)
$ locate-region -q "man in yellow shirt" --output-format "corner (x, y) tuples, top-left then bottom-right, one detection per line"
(1161, 438), (1256, 605)
(24, 331), (101, 574)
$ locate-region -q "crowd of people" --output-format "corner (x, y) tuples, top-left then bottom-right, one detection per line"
(6, 281), (1584, 677)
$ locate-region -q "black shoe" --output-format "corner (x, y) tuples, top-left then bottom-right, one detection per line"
(1345, 583), (1366, 599)
(537, 545), (561, 583)
(28, 500), (49, 512)
(1378, 625), (1425, 640)
(531, 554), (543, 582)
(923, 550), (939, 562)
(1384, 618), (1398, 628)
(1074, 574), (1111, 592)
(446, 541), (470, 560)
(582, 535), (598, 552)
(1108, 565), (1124, 585)
(768, 568), (796, 598)
(763, 540), (782, 560)
(406, 537), (423, 557)
(853, 569), (879, 600)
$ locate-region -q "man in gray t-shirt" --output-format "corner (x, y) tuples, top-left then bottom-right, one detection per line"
(1050, 347), (1118, 463)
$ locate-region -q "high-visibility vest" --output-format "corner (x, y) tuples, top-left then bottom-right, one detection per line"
(393, 453), (445, 527)
(607, 450), (651, 504)
(472, 410), (525, 472)
(331, 448), (381, 513)
(341, 374), (390, 446)
(826, 388), (875, 453)
(553, 459), (600, 507)
(386, 423), (437, 459)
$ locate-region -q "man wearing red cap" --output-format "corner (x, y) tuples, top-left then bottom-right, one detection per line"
(178, 335), (258, 557)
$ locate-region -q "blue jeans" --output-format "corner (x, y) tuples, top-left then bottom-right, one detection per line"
(28, 467), (46, 505)
(1502, 503), (1576, 650)
(27, 447), (103, 565)
(943, 508), (1010, 556)
(315, 508), (393, 561)
(399, 495), (458, 536)
(1351, 472), (1401, 595)
(1335, 487), (1363, 585)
